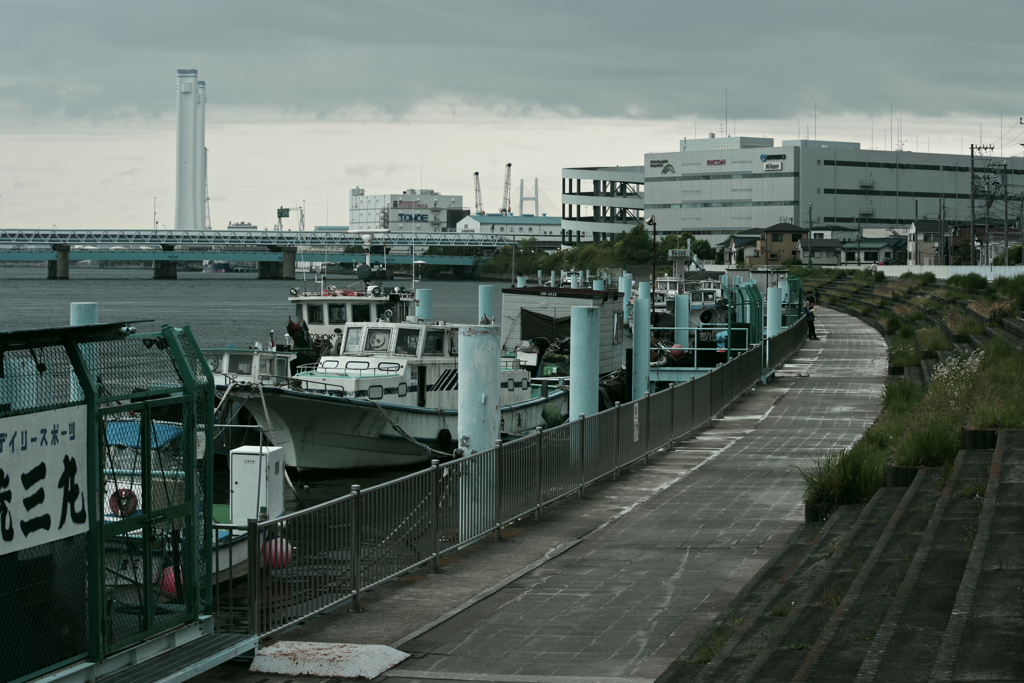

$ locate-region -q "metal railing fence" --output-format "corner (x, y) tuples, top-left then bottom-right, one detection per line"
(766, 316), (809, 370)
(228, 337), (798, 639)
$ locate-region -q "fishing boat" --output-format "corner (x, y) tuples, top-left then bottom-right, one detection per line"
(228, 318), (568, 471)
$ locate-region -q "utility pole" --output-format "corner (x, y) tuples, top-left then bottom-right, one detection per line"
(807, 203), (813, 268)
(970, 143), (995, 266)
(1004, 164), (1009, 266)
(646, 215), (658, 289)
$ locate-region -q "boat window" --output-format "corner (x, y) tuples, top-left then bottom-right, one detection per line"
(328, 304), (347, 325)
(307, 304), (324, 324)
(351, 304), (371, 323)
(276, 358), (289, 378)
(378, 362), (401, 372)
(398, 382), (408, 397)
(259, 357), (271, 374)
(423, 330), (445, 356)
(203, 354), (221, 372)
(228, 354), (252, 375)
(345, 361), (369, 370)
(321, 360), (339, 369)
(367, 385), (385, 400)
(364, 328), (392, 352)
(344, 328), (363, 354)
(394, 328), (420, 356)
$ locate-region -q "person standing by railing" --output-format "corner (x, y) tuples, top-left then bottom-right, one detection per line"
(804, 298), (819, 340)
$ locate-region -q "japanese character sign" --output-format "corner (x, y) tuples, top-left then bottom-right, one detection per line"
(0, 406), (88, 555)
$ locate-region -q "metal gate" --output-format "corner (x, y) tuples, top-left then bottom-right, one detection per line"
(0, 322), (212, 683)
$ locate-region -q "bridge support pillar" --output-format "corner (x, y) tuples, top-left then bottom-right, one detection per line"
(48, 245), (70, 279)
(257, 261), (284, 279)
(153, 245), (177, 279)
(281, 247), (297, 280)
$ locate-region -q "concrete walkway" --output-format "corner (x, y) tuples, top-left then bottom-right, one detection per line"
(195, 308), (887, 683)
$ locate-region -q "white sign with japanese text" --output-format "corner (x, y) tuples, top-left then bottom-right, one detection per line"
(0, 405), (89, 555)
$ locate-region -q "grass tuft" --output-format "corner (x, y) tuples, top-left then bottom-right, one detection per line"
(684, 612), (743, 665)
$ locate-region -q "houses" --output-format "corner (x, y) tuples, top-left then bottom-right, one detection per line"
(744, 223), (808, 266)
(722, 228), (762, 266)
(797, 239), (844, 266)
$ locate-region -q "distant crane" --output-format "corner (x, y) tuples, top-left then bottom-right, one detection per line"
(500, 163), (513, 216)
(473, 171), (485, 215)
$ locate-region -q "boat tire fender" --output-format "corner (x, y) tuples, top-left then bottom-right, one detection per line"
(437, 428), (453, 452)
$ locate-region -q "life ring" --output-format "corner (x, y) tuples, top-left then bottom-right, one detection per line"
(108, 488), (139, 517)
(437, 429), (453, 451)
(327, 285), (336, 293)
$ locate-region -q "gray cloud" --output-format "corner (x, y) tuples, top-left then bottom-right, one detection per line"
(1, 0), (1021, 124)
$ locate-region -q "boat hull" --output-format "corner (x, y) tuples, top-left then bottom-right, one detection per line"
(237, 386), (567, 471)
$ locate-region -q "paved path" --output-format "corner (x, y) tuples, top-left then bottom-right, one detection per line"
(195, 308), (886, 683)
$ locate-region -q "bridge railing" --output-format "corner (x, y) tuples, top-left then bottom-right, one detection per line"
(221, 335), (792, 639)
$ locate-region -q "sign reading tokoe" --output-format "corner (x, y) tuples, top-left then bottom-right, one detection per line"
(0, 406), (89, 555)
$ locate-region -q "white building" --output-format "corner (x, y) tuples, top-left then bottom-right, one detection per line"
(349, 187), (467, 233)
(457, 214), (562, 238)
(563, 135), (1024, 247)
(561, 166), (644, 241)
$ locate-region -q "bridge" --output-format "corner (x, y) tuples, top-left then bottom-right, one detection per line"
(0, 229), (509, 279)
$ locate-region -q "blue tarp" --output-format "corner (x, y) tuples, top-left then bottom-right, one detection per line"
(106, 420), (182, 449)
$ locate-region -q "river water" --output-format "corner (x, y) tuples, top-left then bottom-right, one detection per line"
(0, 265), (511, 508)
(0, 266), (505, 348)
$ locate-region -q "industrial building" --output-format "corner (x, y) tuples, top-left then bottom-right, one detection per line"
(563, 135), (1024, 248)
(349, 187), (468, 233)
(457, 213), (561, 237)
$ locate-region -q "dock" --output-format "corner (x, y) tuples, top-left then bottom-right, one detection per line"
(191, 306), (885, 682)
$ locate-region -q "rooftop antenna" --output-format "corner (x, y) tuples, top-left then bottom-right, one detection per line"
(725, 86), (728, 136)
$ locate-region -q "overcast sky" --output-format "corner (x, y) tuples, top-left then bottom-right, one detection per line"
(2, 0), (1022, 231)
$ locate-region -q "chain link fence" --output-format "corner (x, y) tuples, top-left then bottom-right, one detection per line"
(0, 324), (212, 683)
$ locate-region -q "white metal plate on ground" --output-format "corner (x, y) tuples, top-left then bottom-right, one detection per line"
(250, 641), (409, 679)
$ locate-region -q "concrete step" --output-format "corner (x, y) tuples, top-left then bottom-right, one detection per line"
(865, 445), (997, 682)
(796, 469), (940, 683)
(928, 431), (1024, 681)
(663, 504), (864, 683)
(695, 487), (907, 683)
(920, 358), (936, 386)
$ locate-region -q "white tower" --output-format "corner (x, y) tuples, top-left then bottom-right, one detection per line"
(174, 69), (199, 231)
(193, 80), (207, 230)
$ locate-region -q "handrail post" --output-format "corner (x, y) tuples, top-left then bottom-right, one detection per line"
(494, 440), (503, 540)
(349, 485), (364, 612)
(644, 391), (651, 464)
(577, 414), (586, 498)
(246, 518), (259, 636)
(535, 428), (544, 520)
(613, 401), (621, 479)
(430, 460), (441, 573)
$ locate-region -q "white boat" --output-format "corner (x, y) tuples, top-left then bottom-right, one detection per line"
(231, 319), (569, 471)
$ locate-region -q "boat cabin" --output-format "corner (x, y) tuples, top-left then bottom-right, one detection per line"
(203, 348), (296, 386)
(289, 287), (417, 340)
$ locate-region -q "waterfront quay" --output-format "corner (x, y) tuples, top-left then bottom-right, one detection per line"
(194, 307), (886, 682)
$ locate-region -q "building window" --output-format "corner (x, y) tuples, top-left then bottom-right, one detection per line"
(864, 251), (878, 261)
(791, 234), (801, 242)
(772, 234), (783, 242)
(813, 250), (822, 258)
(846, 252), (856, 262)
(813, 232), (824, 239)
(792, 250), (797, 255)
(769, 253), (779, 260)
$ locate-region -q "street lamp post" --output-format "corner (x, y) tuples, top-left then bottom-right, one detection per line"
(807, 204), (813, 269)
